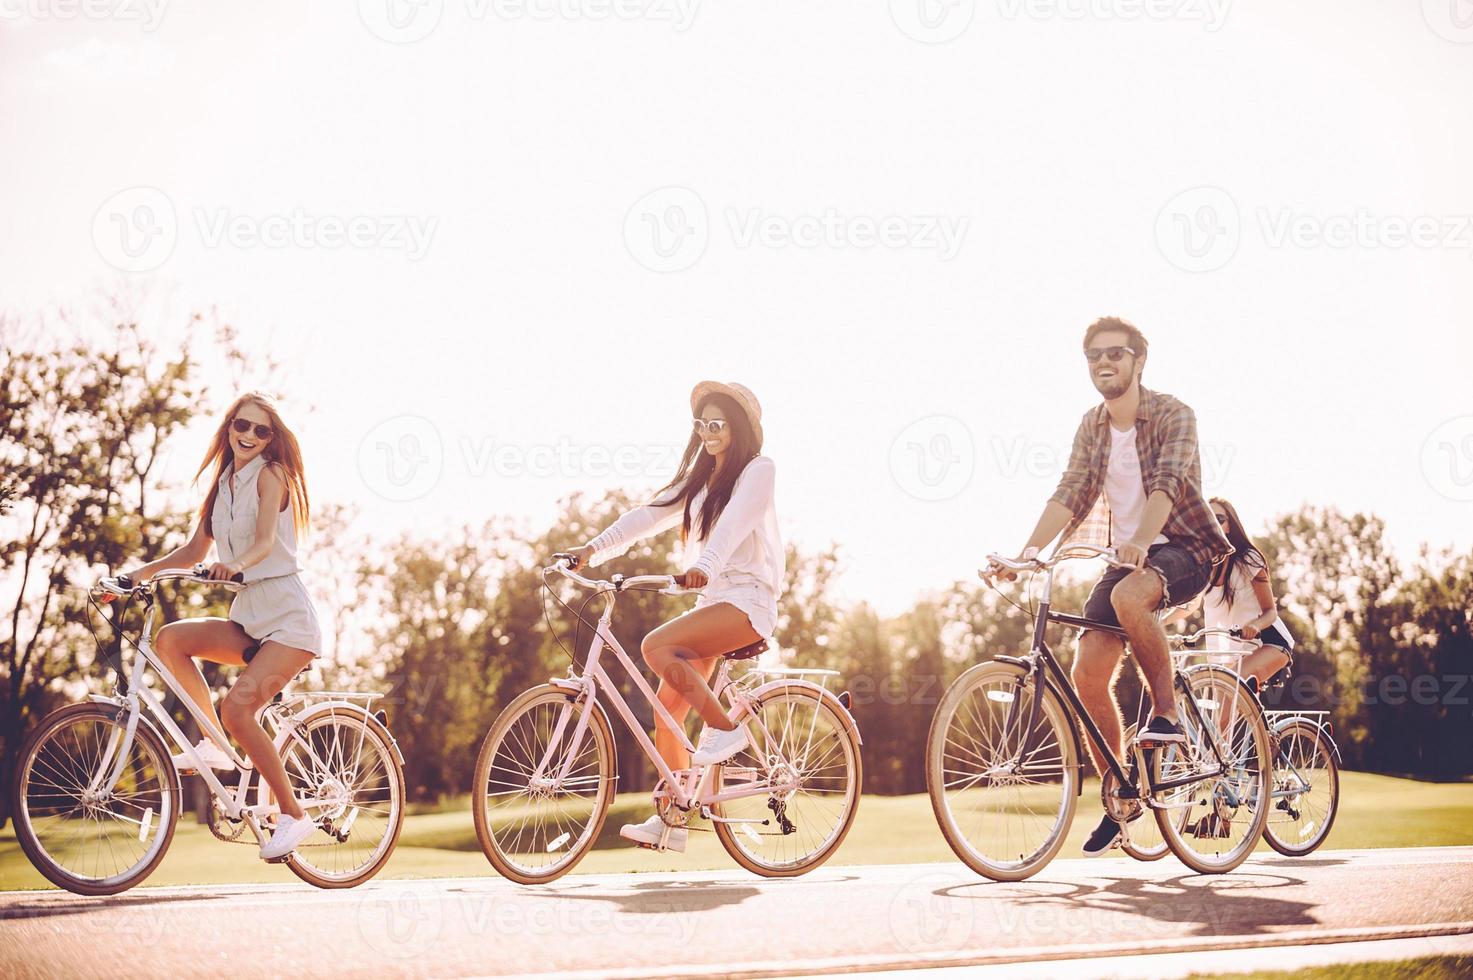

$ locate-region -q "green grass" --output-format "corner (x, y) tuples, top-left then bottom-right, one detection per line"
(1187, 956), (1473, 979)
(2, 771), (1470, 891)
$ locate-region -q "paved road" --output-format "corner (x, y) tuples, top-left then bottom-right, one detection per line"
(2, 847), (1470, 978)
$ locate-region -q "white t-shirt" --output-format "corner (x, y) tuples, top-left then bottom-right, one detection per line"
(1203, 559), (1293, 653)
(1105, 425), (1168, 548)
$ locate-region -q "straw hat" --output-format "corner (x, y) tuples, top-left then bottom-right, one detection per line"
(690, 381), (763, 450)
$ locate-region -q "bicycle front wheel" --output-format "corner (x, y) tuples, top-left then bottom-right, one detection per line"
(712, 684), (862, 877)
(1263, 719), (1339, 856)
(926, 660), (1079, 881)
(1152, 665), (1271, 874)
(472, 685), (616, 884)
(11, 703), (181, 895)
(273, 708), (405, 888)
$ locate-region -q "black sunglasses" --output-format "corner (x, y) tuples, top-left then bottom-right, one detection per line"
(231, 418), (274, 440)
(1084, 346), (1137, 364)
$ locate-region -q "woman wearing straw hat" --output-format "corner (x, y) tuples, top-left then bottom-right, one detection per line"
(565, 381), (783, 852)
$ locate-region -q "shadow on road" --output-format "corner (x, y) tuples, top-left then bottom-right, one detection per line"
(0, 892), (227, 922)
(935, 871), (1320, 938)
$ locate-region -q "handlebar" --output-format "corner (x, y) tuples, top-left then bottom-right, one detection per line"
(981, 543), (1132, 579)
(94, 563), (246, 598)
(1168, 625), (1244, 649)
(547, 555), (698, 596)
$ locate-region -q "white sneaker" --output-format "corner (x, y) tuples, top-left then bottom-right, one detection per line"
(618, 813), (686, 852)
(690, 725), (749, 766)
(259, 814), (318, 861)
(173, 738), (235, 773)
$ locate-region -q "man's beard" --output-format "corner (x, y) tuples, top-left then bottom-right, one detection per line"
(1092, 371), (1132, 399)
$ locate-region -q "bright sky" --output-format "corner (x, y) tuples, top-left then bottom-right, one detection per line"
(4, 2), (1471, 615)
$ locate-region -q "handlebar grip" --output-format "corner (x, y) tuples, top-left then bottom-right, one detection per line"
(1229, 626), (1243, 637)
(115, 573), (134, 591)
(230, 572), (245, 584)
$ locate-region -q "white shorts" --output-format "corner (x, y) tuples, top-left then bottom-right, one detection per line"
(696, 579), (778, 639)
(230, 573), (323, 657)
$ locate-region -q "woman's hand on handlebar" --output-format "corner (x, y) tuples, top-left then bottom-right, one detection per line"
(675, 567), (708, 590)
(204, 562), (241, 582)
(564, 546), (595, 570)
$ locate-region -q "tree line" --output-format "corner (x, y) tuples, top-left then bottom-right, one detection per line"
(3, 315), (1469, 826)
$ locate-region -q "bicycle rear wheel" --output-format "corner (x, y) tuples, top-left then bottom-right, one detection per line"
(11, 703), (181, 895)
(273, 708), (405, 888)
(1263, 719), (1339, 856)
(1152, 665), (1270, 874)
(712, 684), (861, 877)
(472, 685), (616, 884)
(926, 660), (1079, 881)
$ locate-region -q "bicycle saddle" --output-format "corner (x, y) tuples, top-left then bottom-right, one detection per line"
(721, 639), (769, 661)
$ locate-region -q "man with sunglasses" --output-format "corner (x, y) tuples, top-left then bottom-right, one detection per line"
(983, 316), (1232, 857)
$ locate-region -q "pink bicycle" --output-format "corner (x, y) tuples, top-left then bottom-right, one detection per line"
(471, 556), (863, 883)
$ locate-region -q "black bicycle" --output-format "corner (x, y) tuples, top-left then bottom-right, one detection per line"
(925, 544), (1271, 880)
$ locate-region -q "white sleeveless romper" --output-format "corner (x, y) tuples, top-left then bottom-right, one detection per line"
(212, 456), (323, 657)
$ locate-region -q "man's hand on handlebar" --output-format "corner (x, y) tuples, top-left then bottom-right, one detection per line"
(1116, 540), (1148, 570)
(980, 547), (1040, 585)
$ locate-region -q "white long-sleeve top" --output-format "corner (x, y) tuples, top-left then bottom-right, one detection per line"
(586, 456), (784, 597)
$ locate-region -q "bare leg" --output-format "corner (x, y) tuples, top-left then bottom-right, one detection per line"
(652, 656), (720, 771)
(641, 603), (760, 733)
(1112, 571), (1178, 723)
(153, 618), (252, 739)
(220, 641), (313, 821)
(1241, 645), (1290, 686)
(1072, 629), (1126, 777)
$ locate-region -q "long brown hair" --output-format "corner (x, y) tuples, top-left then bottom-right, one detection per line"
(653, 392), (761, 543)
(1208, 496), (1265, 607)
(196, 392), (310, 536)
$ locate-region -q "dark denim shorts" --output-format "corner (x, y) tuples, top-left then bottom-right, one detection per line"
(1083, 542), (1211, 629)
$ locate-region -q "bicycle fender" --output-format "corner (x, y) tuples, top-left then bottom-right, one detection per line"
(749, 678), (864, 746)
(288, 700), (406, 768)
(1272, 715), (1344, 764)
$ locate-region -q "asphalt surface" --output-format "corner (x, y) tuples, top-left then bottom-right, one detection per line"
(1, 847), (1470, 978)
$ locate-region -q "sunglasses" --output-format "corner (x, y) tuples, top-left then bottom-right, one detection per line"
(1084, 346), (1137, 364)
(692, 418), (730, 435)
(1213, 512), (1229, 524)
(231, 418), (274, 440)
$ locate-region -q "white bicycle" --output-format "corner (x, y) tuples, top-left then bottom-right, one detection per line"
(10, 567), (406, 895)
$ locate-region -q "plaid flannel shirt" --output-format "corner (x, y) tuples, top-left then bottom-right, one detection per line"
(1049, 386), (1232, 570)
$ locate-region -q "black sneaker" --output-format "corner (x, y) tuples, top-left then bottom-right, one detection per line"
(1136, 716), (1187, 746)
(1081, 814), (1122, 857)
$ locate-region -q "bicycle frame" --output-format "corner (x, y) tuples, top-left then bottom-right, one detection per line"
(531, 577), (807, 819)
(997, 555), (1234, 803)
